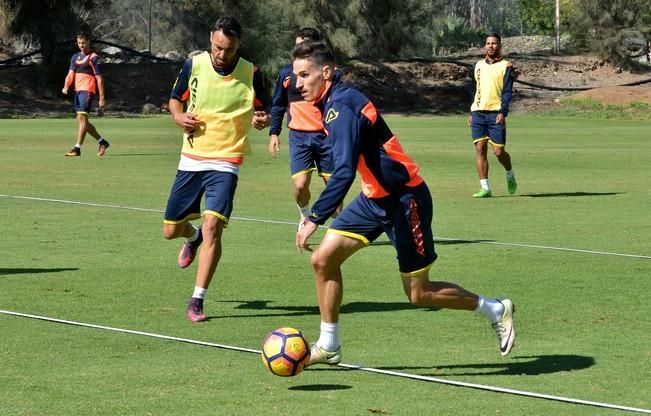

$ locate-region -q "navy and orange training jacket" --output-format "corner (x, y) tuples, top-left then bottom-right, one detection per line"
(270, 65), (342, 136)
(308, 79), (423, 225)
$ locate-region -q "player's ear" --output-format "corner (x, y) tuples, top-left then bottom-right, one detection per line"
(322, 64), (333, 81)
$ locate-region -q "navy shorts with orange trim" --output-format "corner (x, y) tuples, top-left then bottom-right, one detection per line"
(289, 130), (334, 177)
(74, 91), (96, 113)
(164, 170), (238, 225)
(471, 111), (506, 145)
(329, 181), (437, 274)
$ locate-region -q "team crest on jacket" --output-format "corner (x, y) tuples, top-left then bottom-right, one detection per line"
(325, 108), (339, 123)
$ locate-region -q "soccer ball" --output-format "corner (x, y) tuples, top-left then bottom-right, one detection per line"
(261, 327), (310, 377)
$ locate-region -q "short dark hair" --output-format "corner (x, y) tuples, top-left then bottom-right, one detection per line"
(76, 31), (91, 40)
(292, 40), (334, 66)
(295, 27), (321, 42)
(212, 16), (242, 39)
(487, 32), (501, 43)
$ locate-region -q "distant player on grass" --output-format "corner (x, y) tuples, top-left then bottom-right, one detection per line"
(468, 32), (516, 198)
(268, 27), (340, 229)
(292, 40), (516, 365)
(61, 31), (110, 157)
(163, 16), (270, 322)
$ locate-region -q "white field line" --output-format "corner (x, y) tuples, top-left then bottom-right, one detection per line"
(1, 193), (650, 260)
(1, 309), (650, 415)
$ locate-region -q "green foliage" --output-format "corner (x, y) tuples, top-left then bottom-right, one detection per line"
(432, 17), (486, 55)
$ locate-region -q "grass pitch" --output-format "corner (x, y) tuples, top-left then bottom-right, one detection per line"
(0, 115), (650, 415)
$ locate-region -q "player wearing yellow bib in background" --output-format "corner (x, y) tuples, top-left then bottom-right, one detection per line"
(163, 16), (270, 322)
(468, 33), (517, 198)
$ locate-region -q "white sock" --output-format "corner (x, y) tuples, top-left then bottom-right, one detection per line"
(187, 224), (200, 242)
(506, 170), (515, 179)
(297, 203), (311, 220)
(480, 179), (490, 191)
(192, 286), (207, 299)
(74, 144), (81, 149)
(316, 321), (340, 351)
(475, 296), (505, 323)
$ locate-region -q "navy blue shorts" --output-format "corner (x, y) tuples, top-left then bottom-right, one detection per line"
(471, 111), (506, 146)
(288, 130), (334, 177)
(74, 91), (96, 114)
(328, 181), (438, 274)
(164, 170), (238, 226)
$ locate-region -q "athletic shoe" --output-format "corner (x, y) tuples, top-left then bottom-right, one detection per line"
(507, 176), (517, 194)
(472, 189), (492, 198)
(97, 140), (110, 156)
(65, 147), (81, 157)
(187, 297), (207, 322)
(306, 344), (342, 367)
(177, 228), (203, 269)
(492, 299), (515, 356)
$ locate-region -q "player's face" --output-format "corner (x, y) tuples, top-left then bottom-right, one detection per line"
(485, 36), (501, 58)
(77, 37), (90, 54)
(293, 58), (332, 102)
(210, 30), (240, 69)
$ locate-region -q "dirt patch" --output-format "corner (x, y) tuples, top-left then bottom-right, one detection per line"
(565, 86), (651, 106)
(1, 51), (651, 116)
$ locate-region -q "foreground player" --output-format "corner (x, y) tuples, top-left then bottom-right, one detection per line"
(468, 33), (517, 198)
(163, 16), (270, 322)
(268, 27), (340, 229)
(61, 31), (110, 157)
(292, 41), (516, 365)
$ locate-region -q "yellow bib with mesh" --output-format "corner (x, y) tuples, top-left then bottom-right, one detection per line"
(181, 52), (255, 159)
(471, 59), (511, 112)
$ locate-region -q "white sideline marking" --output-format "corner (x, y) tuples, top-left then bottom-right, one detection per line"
(1, 309), (650, 414)
(2, 193), (649, 260)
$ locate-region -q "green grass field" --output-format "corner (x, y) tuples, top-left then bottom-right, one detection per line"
(1, 115), (650, 415)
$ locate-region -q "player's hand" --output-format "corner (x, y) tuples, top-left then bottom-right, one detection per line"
(174, 112), (199, 133)
(252, 111), (270, 130)
(467, 115), (472, 127)
(61, 88), (68, 95)
(268, 134), (280, 158)
(496, 113), (505, 124)
(98, 98), (105, 116)
(296, 220), (318, 254)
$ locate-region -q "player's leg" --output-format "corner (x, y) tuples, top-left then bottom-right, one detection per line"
(394, 183), (515, 355)
(307, 194), (381, 366)
(470, 112), (491, 197)
(488, 115), (517, 194)
(185, 170), (238, 322)
(289, 131), (316, 227)
(163, 171), (204, 269)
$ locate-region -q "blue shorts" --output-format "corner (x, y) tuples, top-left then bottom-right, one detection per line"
(471, 111), (506, 146)
(289, 130), (334, 177)
(163, 170), (238, 225)
(74, 91), (96, 114)
(328, 182), (437, 275)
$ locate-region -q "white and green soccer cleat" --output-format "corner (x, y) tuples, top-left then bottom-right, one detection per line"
(507, 176), (518, 194)
(492, 299), (516, 356)
(306, 344), (342, 367)
(473, 188), (492, 198)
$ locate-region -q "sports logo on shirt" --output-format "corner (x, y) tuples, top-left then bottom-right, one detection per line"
(325, 108), (339, 123)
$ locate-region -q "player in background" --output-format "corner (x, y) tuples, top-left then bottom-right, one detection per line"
(468, 33), (516, 198)
(164, 16), (271, 322)
(268, 27), (340, 230)
(292, 40), (516, 366)
(61, 31), (110, 157)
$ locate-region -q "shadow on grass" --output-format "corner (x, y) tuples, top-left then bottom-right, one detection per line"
(522, 192), (621, 198)
(0, 267), (78, 276)
(217, 300), (439, 319)
(288, 384), (352, 391)
(380, 354), (595, 376)
(106, 153), (172, 157)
